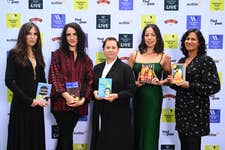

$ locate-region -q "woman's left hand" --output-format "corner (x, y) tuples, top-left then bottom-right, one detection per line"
(67, 97), (85, 107)
(176, 81), (190, 88)
(103, 93), (118, 103)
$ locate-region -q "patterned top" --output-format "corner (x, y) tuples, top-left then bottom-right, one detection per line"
(171, 55), (220, 136)
(48, 49), (94, 115)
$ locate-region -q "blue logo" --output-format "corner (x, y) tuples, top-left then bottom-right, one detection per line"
(208, 35), (223, 49)
(51, 14), (65, 28)
(79, 115), (88, 121)
(119, 0), (133, 10)
(186, 15), (201, 29)
(210, 109), (220, 123)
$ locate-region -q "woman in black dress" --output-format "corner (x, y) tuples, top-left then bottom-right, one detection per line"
(168, 29), (221, 150)
(5, 22), (48, 150)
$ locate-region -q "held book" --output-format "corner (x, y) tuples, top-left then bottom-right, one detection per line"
(139, 64), (154, 84)
(36, 82), (52, 101)
(171, 63), (186, 83)
(98, 78), (112, 98)
(66, 82), (80, 101)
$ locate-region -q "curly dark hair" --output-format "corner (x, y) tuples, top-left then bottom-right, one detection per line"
(60, 22), (87, 58)
(180, 28), (206, 57)
(138, 24), (164, 54)
(13, 22), (45, 68)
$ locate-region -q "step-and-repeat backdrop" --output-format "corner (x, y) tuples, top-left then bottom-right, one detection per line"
(1, 0), (224, 150)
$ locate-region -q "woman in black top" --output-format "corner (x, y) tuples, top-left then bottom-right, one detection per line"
(5, 22), (48, 150)
(168, 29), (220, 150)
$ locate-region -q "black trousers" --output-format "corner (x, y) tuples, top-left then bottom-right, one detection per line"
(178, 132), (201, 150)
(53, 111), (80, 150)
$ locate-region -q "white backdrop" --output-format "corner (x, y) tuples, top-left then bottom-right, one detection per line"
(0, 0), (224, 150)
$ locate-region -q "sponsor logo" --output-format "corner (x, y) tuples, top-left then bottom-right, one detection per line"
(51, 0), (65, 5)
(143, 0), (155, 6)
(118, 19), (133, 25)
(97, 0), (110, 4)
(163, 94), (176, 99)
(119, 34), (133, 48)
(97, 37), (105, 43)
(210, 19), (222, 25)
(29, 17), (43, 23)
(6, 39), (17, 42)
(162, 130), (175, 136)
(51, 125), (59, 139)
(186, 15), (201, 29)
(96, 15), (111, 29)
(210, 109), (220, 123)
(51, 14), (65, 28)
(119, 0), (133, 10)
(164, 19), (178, 24)
(78, 115), (88, 121)
(52, 37), (61, 42)
(161, 144), (175, 150)
(75, 18), (87, 24)
(208, 35), (223, 49)
(205, 144), (220, 150)
(210, 94), (220, 100)
(29, 0), (43, 9)
(208, 132), (220, 136)
(164, 0), (179, 11)
(7, 0), (19, 4)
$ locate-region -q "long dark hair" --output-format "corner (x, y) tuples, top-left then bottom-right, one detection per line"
(13, 22), (45, 68)
(180, 28), (206, 57)
(60, 22), (87, 58)
(138, 24), (164, 54)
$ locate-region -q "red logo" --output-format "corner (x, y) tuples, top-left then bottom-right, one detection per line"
(164, 19), (178, 24)
(29, 17), (43, 23)
(97, 0), (110, 4)
(52, 37), (61, 41)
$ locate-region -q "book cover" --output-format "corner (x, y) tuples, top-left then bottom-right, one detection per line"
(171, 63), (186, 83)
(66, 82), (80, 101)
(36, 82), (52, 101)
(139, 64), (154, 84)
(98, 78), (112, 98)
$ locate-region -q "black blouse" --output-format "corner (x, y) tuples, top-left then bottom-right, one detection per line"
(171, 54), (220, 136)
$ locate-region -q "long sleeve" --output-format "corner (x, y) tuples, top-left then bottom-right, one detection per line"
(117, 65), (136, 100)
(48, 51), (66, 95)
(5, 51), (33, 105)
(189, 56), (220, 96)
(80, 56), (94, 100)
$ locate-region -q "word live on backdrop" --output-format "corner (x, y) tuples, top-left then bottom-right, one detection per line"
(1, 0), (224, 150)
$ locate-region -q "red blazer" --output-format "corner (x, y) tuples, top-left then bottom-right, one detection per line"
(48, 49), (94, 115)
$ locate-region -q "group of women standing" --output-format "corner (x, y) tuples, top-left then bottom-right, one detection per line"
(5, 21), (220, 150)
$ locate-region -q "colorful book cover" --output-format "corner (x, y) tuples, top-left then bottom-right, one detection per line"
(172, 63), (186, 83)
(139, 64), (154, 84)
(98, 78), (112, 98)
(66, 82), (80, 101)
(36, 82), (52, 101)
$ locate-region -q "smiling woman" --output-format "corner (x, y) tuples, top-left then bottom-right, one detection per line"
(90, 37), (136, 150)
(5, 22), (47, 150)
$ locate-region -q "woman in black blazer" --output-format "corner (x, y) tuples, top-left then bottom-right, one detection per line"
(90, 37), (136, 150)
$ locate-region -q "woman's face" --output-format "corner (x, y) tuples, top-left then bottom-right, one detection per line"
(103, 40), (119, 61)
(66, 27), (78, 50)
(26, 26), (38, 49)
(144, 27), (157, 49)
(184, 32), (199, 52)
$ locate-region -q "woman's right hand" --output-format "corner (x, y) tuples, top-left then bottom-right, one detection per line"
(93, 90), (103, 100)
